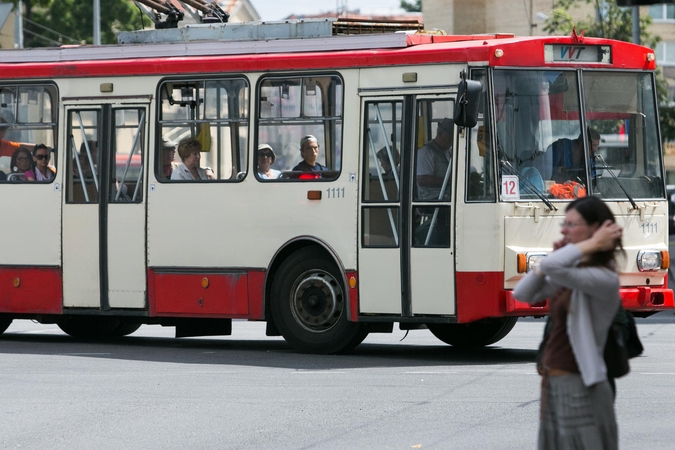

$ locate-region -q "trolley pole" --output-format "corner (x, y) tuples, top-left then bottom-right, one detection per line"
(93, 0), (101, 45)
(632, 6), (640, 45)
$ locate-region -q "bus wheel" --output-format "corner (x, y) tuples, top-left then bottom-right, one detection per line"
(0, 317), (12, 335)
(427, 317), (518, 348)
(271, 248), (368, 354)
(57, 316), (122, 339)
(108, 321), (141, 337)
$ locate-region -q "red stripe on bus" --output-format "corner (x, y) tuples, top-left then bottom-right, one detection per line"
(149, 269), (249, 318)
(247, 270), (265, 320)
(0, 37), (652, 80)
(502, 284), (674, 317)
(0, 266), (62, 314)
(346, 270), (358, 322)
(455, 271), (505, 323)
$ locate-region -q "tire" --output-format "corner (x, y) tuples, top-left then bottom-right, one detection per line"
(271, 248), (368, 354)
(428, 317), (518, 348)
(57, 316), (122, 339)
(108, 321), (141, 337)
(0, 317), (12, 335)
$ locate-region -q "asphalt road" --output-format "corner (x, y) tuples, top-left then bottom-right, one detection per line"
(1, 311), (674, 450)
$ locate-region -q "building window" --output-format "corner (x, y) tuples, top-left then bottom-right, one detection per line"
(649, 4), (675, 21)
(656, 42), (675, 66)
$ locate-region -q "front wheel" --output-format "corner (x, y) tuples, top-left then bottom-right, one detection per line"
(428, 317), (518, 348)
(271, 248), (368, 354)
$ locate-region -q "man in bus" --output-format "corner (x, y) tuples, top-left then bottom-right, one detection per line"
(551, 128), (600, 184)
(416, 118), (453, 201)
(293, 135), (328, 173)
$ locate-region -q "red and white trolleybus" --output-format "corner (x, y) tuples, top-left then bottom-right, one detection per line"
(0, 20), (672, 353)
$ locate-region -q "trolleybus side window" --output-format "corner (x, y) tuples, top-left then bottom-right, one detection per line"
(361, 100), (402, 247)
(257, 75), (343, 180)
(157, 77), (249, 182)
(466, 69), (496, 202)
(0, 84), (57, 183)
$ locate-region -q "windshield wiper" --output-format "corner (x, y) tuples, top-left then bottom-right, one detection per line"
(500, 159), (557, 211)
(594, 153), (638, 210)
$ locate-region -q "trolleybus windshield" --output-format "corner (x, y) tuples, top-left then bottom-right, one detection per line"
(493, 69), (663, 201)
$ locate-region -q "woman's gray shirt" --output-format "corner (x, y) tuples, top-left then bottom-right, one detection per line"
(513, 244), (620, 386)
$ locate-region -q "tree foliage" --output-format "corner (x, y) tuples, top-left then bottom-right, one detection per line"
(400, 0), (422, 13)
(12, 0), (140, 47)
(544, 0), (674, 142)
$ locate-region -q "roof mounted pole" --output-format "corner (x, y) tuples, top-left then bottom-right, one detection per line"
(133, 0), (185, 29)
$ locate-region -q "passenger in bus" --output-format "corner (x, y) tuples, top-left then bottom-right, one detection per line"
(9, 148), (34, 181)
(171, 137), (208, 180)
(0, 118), (22, 158)
(292, 135), (328, 173)
(76, 140), (98, 179)
(160, 139), (177, 180)
(550, 128), (600, 183)
(513, 196), (622, 450)
(376, 147), (399, 179)
(257, 144), (281, 179)
(416, 118), (453, 201)
(24, 144), (55, 182)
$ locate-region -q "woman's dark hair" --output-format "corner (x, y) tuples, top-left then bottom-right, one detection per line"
(566, 196), (623, 267)
(32, 143), (49, 156)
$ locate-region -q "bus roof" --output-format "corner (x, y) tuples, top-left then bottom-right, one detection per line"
(0, 21), (656, 78)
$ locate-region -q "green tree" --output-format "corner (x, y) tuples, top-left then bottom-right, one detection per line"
(400, 0), (422, 13)
(12, 0), (140, 47)
(544, 0), (674, 142)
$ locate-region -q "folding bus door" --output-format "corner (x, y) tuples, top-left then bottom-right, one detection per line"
(62, 102), (148, 309)
(358, 96), (456, 317)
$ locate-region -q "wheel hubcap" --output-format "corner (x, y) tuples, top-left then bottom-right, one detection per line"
(290, 270), (344, 332)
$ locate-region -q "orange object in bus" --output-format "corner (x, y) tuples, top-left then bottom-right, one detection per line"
(549, 181), (586, 199)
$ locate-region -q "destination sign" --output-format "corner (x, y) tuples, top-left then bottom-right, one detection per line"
(544, 44), (611, 64)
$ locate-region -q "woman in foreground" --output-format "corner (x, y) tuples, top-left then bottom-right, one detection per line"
(513, 196), (623, 449)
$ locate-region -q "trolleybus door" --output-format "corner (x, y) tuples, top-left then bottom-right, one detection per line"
(358, 97), (456, 317)
(62, 103), (148, 309)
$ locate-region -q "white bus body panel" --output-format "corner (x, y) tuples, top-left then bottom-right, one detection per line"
(62, 204), (100, 307)
(107, 203), (146, 308)
(0, 185), (61, 266)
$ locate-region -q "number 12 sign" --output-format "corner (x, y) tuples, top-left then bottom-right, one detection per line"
(501, 175), (520, 200)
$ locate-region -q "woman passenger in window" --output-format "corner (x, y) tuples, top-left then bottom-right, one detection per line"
(10, 148), (34, 180)
(24, 144), (55, 182)
(171, 137), (208, 181)
(257, 144), (281, 179)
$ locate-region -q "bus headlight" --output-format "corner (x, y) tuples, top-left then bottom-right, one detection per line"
(636, 250), (662, 272)
(517, 252), (547, 273)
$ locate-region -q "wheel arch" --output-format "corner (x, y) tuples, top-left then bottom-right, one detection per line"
(264, 236), (347, 323)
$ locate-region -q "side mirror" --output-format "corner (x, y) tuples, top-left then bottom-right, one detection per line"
(453, 79), (482, 128)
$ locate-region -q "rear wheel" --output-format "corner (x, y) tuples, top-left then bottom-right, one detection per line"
(108, 321), (141, 337)
(0, 317), (12, 335)
(428, 317), (518, 348)
(57, 316), (124, 339)
(271, 248), (368, 354)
